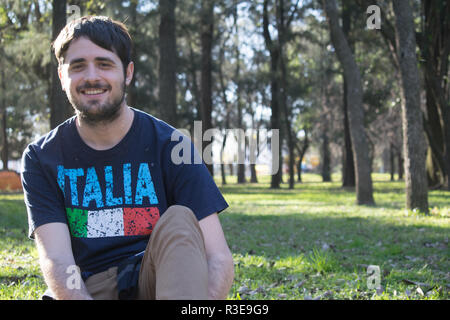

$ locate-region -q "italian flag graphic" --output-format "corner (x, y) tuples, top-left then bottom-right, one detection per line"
(66, 207), (160, 238)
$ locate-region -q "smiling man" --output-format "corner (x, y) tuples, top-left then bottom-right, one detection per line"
(20, 16), (234, 300)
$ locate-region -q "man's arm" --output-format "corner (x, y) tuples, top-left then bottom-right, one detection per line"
(199, 213), (234, 300)
(34, 223), (93, 300)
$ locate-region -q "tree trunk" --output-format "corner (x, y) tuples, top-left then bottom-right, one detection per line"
(127, 0), (138, 109)
(250, 164), (258, 183)
(423, 89), (445, 187)
(221, 162), (227, 185)
(342, 89), (356, 187)
(233, 4), (246, 184)
(200, 0), (214, 176)
(0, 68), (8, 170)
(248, 115), (259, 184)
(218, 45), (231, 185)
(236, 130), (246, 184)
(263, 0), (282, 189)
(159, 0), (178, 127)
(50, 0), (72, 129)
(228, 164), (234, 177)
(280, 58), (294, 188)
(393, 0), (429, 213)
(321, 131), (331, 182)
(420, 0), (450, 190)
(323, 0), (374, 205)
(297, 158), (302, 182)
(275, 0), (295, 189)
(187, 38), (202, 120)
(296, 129), (309, 183)
(397, 150), (404, 180)
(390, 142), (395, 181)
(341, 0), (355, 188)
(236, 93), (246, 185)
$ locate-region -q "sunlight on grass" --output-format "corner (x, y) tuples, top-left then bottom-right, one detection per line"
(1, 173), (449, 300)
(218, 173), (449, 300)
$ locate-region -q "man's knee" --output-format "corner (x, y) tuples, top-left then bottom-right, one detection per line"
(149, 204), (206, 259)
(153, 205), (201, 239)
(164, 205), (195, 218)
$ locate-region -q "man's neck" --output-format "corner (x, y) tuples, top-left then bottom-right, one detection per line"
(75, 104), (134, 151)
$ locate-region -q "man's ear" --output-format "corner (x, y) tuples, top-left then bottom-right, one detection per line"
(58, 65), (66, 92)
(125, 61), (134, 86)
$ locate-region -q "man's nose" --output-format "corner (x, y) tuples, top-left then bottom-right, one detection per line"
(84, 63), (101, 82)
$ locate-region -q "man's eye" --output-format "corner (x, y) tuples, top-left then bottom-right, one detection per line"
(70, 64), (83, 71)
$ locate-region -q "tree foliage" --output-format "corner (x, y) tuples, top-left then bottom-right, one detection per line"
(0, 0), (445, 204)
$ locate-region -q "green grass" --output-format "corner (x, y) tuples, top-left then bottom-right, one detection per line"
(0, 194), (45, 299)
(0, 173), (449, 300)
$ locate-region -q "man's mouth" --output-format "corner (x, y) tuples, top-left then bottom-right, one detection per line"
(80, 88), (108, 96)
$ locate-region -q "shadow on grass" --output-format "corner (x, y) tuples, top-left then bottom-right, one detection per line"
(222, 211), (449, 265)
(0, 199), (28, 230)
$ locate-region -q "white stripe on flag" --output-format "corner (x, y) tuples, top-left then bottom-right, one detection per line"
(87, 208), (124, 238)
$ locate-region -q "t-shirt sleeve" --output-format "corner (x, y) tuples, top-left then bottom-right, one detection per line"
(163, 133), (229, 221)
(21, 145), (67, 239)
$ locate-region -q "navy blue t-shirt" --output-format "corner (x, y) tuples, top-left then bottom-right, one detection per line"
(21, 108), (228, 274)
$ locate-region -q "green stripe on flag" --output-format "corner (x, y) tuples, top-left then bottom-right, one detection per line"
(66, 208), (87, 237)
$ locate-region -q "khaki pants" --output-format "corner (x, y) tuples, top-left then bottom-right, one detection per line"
(84, 205), (209, 300)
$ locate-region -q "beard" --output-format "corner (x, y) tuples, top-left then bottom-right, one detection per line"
(69, 81), (126, 126)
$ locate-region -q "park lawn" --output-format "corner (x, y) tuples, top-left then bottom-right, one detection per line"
(0, 173), (448, 300)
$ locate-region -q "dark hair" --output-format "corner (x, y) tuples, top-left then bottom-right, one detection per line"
(53, 16), (132, 72)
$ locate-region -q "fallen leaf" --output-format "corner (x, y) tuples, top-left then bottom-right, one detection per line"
(416, 287), (424, 296)
(402, 279), (428, 287)
(238, 286), (250, 294)
(314, 291), (333, 300)
(294, 280), (306, 289)
(268, 282), (280, 288)
(284, 275), (298, 282)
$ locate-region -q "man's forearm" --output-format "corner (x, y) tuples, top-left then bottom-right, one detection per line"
(206, 254), (234, 300)
(40, 258), (93, 300)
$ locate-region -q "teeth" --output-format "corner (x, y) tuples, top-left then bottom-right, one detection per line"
(84, 89), (105, 95)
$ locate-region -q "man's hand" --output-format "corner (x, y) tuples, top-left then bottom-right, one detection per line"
(34, 223), (93, 300)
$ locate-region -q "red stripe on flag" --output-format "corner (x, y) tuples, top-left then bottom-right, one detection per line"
(123, 207), (160, 236)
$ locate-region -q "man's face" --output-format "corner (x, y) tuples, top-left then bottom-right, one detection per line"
(58, 37), (133, 124)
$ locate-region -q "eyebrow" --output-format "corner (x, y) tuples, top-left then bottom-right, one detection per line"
(69, 57), (117, 65)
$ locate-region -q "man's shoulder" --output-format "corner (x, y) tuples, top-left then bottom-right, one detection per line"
(23, 116), (76, 156)
(133, 108), (175, 130)
(132, 108), (178, 141)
